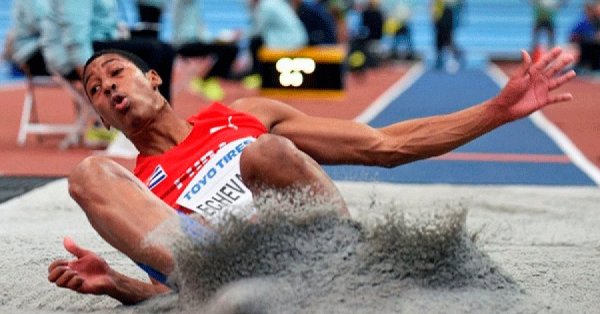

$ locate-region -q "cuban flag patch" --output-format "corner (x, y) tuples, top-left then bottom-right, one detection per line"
(146, 165), (167, 190)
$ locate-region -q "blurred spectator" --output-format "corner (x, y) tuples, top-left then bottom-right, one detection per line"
(362, 0), (385, 65)
(529, 0), (567, 51)
(362, 0), (383, 40)
(291, 0), (338, 45)
(245, 0), (309, 87)
(7, 0), (51, 77)
(9, 0), (118, 148)
(431, 0), (463, 71)
(170, 0), (240, 101)
(362, 0), (384, 42)
(1, 29), (20, 77)
(452, 0), (466, 30)
(326, 0), (352, 43)
(346, 0), (384, 72)
(41, 0), (175, 102)
(381, 0), (416, 60)
(248, 0), (308, 49)
(570, 1), (600, 72)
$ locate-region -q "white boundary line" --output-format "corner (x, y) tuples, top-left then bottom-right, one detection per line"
(354, 62), (426, 124)
(487, 63), (600, 186)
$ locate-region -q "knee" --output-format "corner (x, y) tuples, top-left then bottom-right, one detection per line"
(242, 134), (296, 165)
(240, 134), (298, 180)
(68, 156), (115, 201)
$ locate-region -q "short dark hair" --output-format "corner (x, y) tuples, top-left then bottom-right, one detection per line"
(83, 49), (151, 79)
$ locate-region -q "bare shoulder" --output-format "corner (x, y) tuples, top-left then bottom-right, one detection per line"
(229, 97), (306, 130)
(229, 97), (269, 114)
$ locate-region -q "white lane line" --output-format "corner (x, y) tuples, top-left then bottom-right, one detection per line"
(354, 62), (426, 123)
(487, 63), (600, 186)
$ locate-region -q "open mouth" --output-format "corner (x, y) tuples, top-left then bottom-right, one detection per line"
(112, 94), (129, 112)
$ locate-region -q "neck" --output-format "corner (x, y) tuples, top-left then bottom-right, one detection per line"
(129, 106), (193, 156)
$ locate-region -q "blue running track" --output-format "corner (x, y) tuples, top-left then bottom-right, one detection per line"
(324, 68), (596, 186)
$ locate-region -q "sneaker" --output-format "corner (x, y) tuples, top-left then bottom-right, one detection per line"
(348, 51), (366, 71)
(189, 77), (224, 101)
(242, 74), (262, 90)
(84, 126), (118, 148)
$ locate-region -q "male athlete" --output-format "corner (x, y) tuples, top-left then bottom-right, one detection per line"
(47, 47), (576, 304)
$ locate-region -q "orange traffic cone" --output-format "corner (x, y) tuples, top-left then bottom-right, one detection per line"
(532, 45), (545, 62)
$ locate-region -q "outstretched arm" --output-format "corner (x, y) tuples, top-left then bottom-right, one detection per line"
(48, 237), (170, 305)
(369, 47), (575, 165)
(235, 47), (575, 167)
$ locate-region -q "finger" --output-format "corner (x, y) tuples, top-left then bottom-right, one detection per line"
(545, 53), (575, 77)
(533, 46), (562, 72)
(516, 49), (532, 77)
(48, 259), (69, 273)
(547, 93), (574, 105)
(48, 265), (69, 282)
(549, 70), (577, 90)
(55, 270), (77, 287)
(63, 237), (92, 259)
(65, 274), (84, 291)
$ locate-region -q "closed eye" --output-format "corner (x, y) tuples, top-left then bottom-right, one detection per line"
(111, 68), (123, 76)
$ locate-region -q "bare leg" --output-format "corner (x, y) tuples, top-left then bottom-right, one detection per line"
(240, 134), (348, 215)
(68, 156), (176, 275)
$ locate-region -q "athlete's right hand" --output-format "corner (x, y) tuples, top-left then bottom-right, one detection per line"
(48, 237), (115, 295)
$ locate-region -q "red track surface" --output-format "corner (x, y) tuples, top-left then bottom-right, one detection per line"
(1, 60), (598, 178)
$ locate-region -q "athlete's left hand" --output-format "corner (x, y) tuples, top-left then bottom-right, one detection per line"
(493, 47), (576, 121)
(48, 237), (115, 295)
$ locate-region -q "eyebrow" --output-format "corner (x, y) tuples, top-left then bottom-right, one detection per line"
(83, 58), (119, 87)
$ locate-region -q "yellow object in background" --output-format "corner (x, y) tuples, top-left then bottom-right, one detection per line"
(384, 18), (403, 35)
(348, 51), (366, 69)
(189, 77), (225, 101)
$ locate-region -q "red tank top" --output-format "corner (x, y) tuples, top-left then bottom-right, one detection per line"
(134, 102), (267, 216)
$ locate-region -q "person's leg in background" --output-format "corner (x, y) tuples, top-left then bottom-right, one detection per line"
(589, 41), (600, 71)
(434, 23), (447, 69)
(242, 36), (264, 89)
(22, 50), (51, 76)
(394, 24), (415, 60)
(202, 43), (239, 80)
(532, 19), (544, 53)
(176, 41), (240, 100)
(546, 20), (556, 48)
(133, 3), (162, 39)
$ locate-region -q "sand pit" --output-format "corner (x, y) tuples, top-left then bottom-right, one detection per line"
(1, 179), (599, 313)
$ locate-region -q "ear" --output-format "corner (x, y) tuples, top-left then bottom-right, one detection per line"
(147, 69), (163, 91)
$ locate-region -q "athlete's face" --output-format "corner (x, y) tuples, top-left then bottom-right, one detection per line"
(83, 54), (164, 137)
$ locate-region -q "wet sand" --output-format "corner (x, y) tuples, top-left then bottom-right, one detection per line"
(1, 179), (599, 313)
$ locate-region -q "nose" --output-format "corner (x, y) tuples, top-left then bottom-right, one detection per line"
(103, 82), (117, 96)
